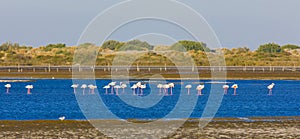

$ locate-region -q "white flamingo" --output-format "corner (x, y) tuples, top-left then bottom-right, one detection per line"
(185, 85), (192, 95)
(140, 84), (146, 96)
(168, 83), (175, 95)
(5, 84), (11, 94)
(267, 83), (275, 95)
(88, 84), (94, 94)
(25, 85), (33, 95)
(196, 84), (205, 96)
(59, 116), (65, 121)
(121, 83), (127, 93)
(163, 84), (170, 96)
(71, 84), (79, 94)
(88, 85), (97, 94)
(157, 84), (163, 95)
(81, 84), (87, 95)
(103, 85), (110, 94)
(108, 82), (116, 94)
(231, 84), (238, 95)
(114, 85), (121, 95)
(131, 84), (137, 95)
(223, 85), (229, 95)
(136, 82), (142, 94)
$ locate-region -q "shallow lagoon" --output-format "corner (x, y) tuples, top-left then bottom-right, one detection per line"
(0, 79), (299, 120)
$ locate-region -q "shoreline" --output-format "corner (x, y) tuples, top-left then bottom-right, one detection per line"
(0, 116), (299, 138)
(1, 72), (300, 80)
(1, 116), (300, 122)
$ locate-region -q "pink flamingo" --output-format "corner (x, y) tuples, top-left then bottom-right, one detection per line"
(25, 85), (33, 95)
(5, 84), (11, 94)
(71, 84), (78, 94)
(185, 85), (192, 95)
(121, 83), (127, 93)
(196, 84), (205, 96)
(114, 85), (121, 95)
(157, 84), (163, 95)
(88, 84), (93, 94)
(108, 82), (116, 94)
(88, 85), (97, 94)
(223, 85), (229, 95)
(103, 85), (110, 94)
(140, 84), (146, 96)
(131, 84), (137, 95)
(168, 83), (175, 95)
(267, 83), (275, 96)
(163, 84), (170, 96)
(231, 84), (238, 95)
(81, 84), (87, 95)
(136, 82), (142, 95)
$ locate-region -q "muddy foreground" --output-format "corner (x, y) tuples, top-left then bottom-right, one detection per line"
(0, 117), (299, 138)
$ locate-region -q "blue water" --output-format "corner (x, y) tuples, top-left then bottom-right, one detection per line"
(0, 79), (299, 120)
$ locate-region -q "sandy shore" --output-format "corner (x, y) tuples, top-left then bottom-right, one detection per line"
(1, 70), (300, 80)
(0, 117), (299, 138)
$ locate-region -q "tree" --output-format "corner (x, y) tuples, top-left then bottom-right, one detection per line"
(281, 44), (300, 50)
(170, 40), (210, 52)
(102, 40), (123, 50)
(44, 43), (66, 51)
(256, 43), (281, 53)
(0, 42), (20, 51)
(118, 40), (153, 51)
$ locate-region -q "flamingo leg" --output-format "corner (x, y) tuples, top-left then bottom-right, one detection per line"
(268, 89), (272, 95)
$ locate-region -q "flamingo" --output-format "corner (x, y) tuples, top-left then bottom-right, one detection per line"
(131, 84), (137, 95)
(163, 84), (170, 96)
(89, 85), (97, 94)
(136, 82), (142, 94)
(108, 82), (116, 94)
(103, 85), (110, 94)
(71, 84), (78, 94)
(81, 84), (87, 95)
(168, 83), (175, 95)
(121, 83), (127, 93)
(59, 116), (65, 121)
(140, 84), (146, 96)
(185, 85), (192, 95)
(267, 83), (275, 95)
(114, 85), (121, 95)
(88, 84), (94, 94)
(4, 84), (11, 94)
(25, 85), (33, 95)
(157, 84), (163, 95)
(231, 84), (238, 95)
(196, 84), (205, 96)
(223, 84), (229, 95)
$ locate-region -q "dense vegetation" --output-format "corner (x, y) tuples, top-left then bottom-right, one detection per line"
(0, 40), (300, 66)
